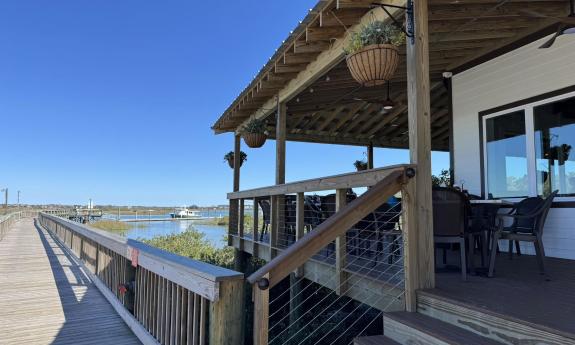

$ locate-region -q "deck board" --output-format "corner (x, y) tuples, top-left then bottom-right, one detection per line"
(431, 254), (575, 338)
(0, 218), (141, 345)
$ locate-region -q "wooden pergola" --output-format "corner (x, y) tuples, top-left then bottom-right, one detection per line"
(213, 0), (568, 151)
(212, 0), (571, 330)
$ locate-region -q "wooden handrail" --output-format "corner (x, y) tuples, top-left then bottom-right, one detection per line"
(247, 167), (411, 288)
(39, 213), (245, 345)
(228, 164), (414, 199)
(40, 213), (243, 300)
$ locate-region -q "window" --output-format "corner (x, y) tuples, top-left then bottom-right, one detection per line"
(485, 111), (528, 198)
(534, 96), (575, 196)
(482, 91), (575, 199)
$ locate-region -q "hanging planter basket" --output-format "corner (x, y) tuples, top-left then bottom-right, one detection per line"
(346, 44), (399, 87)
(227, 159), (245, 169)
(243, 133), (267, 148)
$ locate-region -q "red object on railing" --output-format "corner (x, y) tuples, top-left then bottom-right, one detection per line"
(118, 284), (128, 295)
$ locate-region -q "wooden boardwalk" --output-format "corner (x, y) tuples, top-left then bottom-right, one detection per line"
(0, 218), (141, 345)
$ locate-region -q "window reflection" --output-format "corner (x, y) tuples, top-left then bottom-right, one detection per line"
(534, 96), (575, 197)
(485, 111), (528, 198)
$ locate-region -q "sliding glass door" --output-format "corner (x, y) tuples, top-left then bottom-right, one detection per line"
(482, 92), (575, 199)
(534, 96), (575, 197)
(485, 111), (528, 198)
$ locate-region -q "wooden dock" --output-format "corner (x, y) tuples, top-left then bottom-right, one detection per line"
(0, 218), (141, 345)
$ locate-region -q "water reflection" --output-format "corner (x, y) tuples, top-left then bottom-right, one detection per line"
(102, 213), (227, 248)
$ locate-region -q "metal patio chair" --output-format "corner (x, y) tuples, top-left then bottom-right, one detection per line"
(432, 187), (479, 281)
(488, 190), (558, 279)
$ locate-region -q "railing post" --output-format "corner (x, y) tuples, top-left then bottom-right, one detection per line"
(228, 198), (239, 246)
(270, 196), (278, 258)
(238, 199), (245, 251)
(209, 279), (245, 345)
(253, 275), (269, 345)
(402, 169), (432, 312)
(294, 192), (305, 277)
(335, 188), (348, 295)
(253, 197), (259, 257)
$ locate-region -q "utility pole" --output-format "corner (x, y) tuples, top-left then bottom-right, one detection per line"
(17, 191), (20, 211)
(1, 189), (7, 209)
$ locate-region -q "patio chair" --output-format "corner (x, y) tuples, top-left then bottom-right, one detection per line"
(488, 190), (558, 279)
(257, 199), (271, 242)
(372, 201), (402, 265)
(432, 187), (477, 281)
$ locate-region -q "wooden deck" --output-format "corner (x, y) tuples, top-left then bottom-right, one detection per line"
(0, 218), (141, 345)
(429, 254), (575, 339)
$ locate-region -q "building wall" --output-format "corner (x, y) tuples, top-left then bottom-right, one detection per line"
(452, 34), (575, 259)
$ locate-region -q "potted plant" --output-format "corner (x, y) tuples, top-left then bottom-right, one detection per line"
(242, 118), (268, 148)
(354, 159), (368, 171)
(345, 21), (405, 87)
(224, 151), (247, 169)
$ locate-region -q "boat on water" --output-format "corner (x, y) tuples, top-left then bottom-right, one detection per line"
(169, 207), (202, 219)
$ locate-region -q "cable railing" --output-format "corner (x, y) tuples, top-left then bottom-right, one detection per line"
(227, 164), (423, 345)
(39, 212), (245, 345)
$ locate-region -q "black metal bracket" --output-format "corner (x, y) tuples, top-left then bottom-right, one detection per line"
(371, 1), (415, 44)
(257, 277), (270, 290)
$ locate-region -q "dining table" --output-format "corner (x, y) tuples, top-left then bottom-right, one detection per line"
(468, 199), (516, 274)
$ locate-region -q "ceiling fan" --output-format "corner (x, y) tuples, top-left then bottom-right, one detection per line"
(520, 0), (575, 48)
(352, 82), (395, 111)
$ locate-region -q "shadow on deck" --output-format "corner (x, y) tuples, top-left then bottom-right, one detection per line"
(0, 218), (140, 345)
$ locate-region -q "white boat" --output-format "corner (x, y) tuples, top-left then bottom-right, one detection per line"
(169, 208), (202, 219)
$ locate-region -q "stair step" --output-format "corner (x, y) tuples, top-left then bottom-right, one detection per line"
(384, 311), (501, 345)
(354, 335), (401, 345)
(417, 290), (575, 345)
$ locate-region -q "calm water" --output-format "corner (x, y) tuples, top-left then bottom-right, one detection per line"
(102, 213), (228, 248)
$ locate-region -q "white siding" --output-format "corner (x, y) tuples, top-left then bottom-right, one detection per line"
(452, 34), (575, 259)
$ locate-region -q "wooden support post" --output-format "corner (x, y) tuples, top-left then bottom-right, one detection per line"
(210, 279), (245, 345)
(253, 276), (269, 345)
(253, 197), (259, 257)
(276, 100), (286, 185)
(405, 0), (435, 312)
(231, 134), (242, 251)
(367, 143), (374, 170)
(335, 188), (348, 295)
(275, 100), (287, 257)
(234, 134), (241, 192)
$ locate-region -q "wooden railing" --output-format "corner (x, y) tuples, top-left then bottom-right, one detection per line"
(0, 210), (38, 241)
(39, 213), (245, 345)
(227, 164), (426, 345)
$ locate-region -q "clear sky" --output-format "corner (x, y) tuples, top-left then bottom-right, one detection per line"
(0, 1), (448, 207)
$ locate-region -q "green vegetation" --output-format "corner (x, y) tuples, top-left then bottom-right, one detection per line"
(90, 220), (131, 232)
(354, 159), (368, 171)
(224, 151), (247, 166)
(345, 20), (405, 55)
(431, 169), (452, 188)
(197, 214), (263, 229)
(142, 228), (235, 269)
(242, 118), (267, 134)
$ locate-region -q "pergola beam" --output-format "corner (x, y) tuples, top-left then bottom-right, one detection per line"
(232, 4), (403, 135)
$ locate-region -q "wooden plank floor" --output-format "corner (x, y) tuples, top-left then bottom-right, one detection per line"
(0, 218), (141, 345)
(431, 253), (575, 338)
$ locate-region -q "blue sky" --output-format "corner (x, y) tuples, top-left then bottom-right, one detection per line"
(0, 1), (448, 206)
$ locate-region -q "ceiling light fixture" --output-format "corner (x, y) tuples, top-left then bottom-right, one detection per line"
(382, 82), (394, 111)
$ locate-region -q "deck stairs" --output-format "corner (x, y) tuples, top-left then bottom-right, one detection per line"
(355, 290), (575, 345)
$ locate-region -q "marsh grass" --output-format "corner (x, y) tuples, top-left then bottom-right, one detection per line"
(142, 228), (235, 269)
(90, 220), (131, 232)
